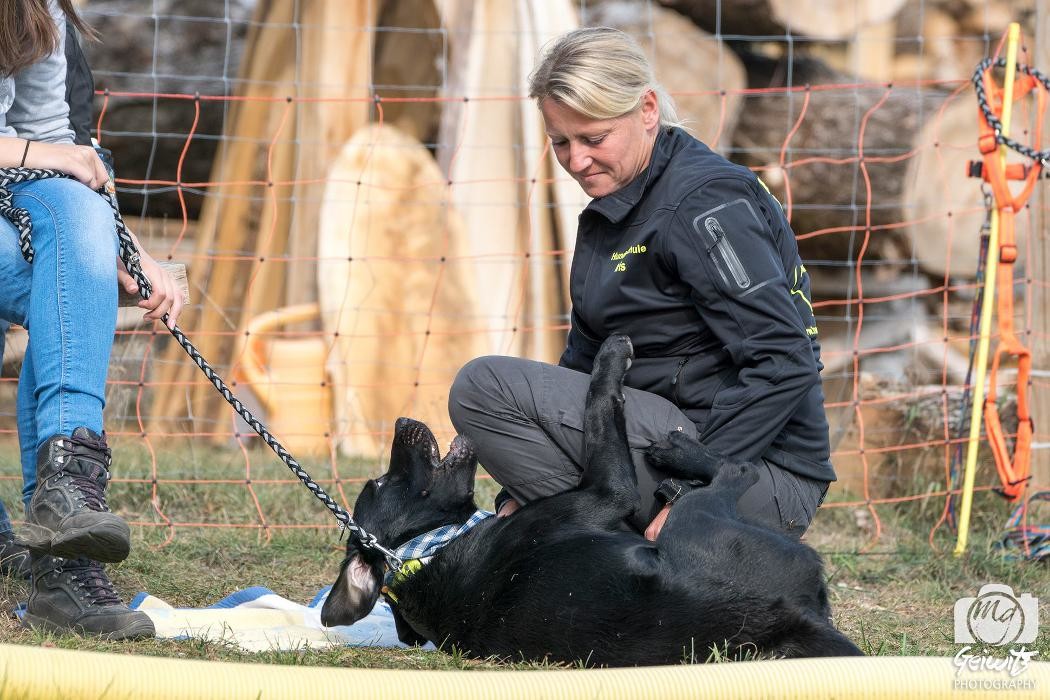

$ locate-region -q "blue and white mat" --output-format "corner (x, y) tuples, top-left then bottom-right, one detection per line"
(11, 585), (428, 653)
(127, 587), (434, 652)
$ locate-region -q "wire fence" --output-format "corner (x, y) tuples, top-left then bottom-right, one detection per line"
(0, 0), (1045, 551)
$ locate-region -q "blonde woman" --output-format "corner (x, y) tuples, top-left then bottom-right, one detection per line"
(450, 27), (834, 541)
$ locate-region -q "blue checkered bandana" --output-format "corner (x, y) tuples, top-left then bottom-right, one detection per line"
(392, 509), (494, 564)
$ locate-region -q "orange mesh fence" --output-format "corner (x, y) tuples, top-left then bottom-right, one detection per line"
(0, 1), (1045, 552)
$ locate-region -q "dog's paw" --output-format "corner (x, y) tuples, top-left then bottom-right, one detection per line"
(645, 430), (690, 470)
(594, 334), (633, 378)
(713, 460), (760, 491)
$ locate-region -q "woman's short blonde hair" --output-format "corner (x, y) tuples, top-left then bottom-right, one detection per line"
(528, 27), (680, 128)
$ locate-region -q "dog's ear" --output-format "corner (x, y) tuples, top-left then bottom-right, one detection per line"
(439, 435), (478, 499)
(320, 550), (382, 628)
(387, 443), (411, 478)
(389, 418), (441, 484)
(449, 455), (478, 497)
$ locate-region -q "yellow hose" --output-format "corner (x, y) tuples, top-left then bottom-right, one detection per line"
(0, 644), (1047, 700)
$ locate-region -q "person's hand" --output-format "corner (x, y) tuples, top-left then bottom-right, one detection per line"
(118, 248), (184, 329)
(24, 141), (110, 190)
(644, 503), (672, 541)
(496, 498), (521, 518)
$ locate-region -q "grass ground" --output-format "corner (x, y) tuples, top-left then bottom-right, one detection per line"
(0, 438), (1046, 669)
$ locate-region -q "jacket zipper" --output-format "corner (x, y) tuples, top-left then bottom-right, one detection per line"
(703, 216), (751, 289)
(670, 356), (689, 405)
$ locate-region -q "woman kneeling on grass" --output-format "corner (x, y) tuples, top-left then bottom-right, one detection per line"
(0, 0), (183, 639)
(449, 27), (836, 539)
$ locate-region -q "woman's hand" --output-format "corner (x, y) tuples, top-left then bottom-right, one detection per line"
(644, 503), (672, 541)
(24, 141), (110, 190)
(117, 247), (184, 330)
(496, 498), (521, 518)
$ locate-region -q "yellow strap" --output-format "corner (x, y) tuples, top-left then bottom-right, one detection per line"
(382, 558), (424, 605)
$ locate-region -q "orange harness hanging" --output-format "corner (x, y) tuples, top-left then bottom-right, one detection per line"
(971, 58), (1046, 501)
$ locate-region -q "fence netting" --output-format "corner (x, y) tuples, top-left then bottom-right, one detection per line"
(0, 0), (1045, 552)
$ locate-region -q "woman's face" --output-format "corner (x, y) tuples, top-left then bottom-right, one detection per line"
(540, 90), (660, 198)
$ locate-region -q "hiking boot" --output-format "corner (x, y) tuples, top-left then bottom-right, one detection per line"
(21, 554), (154, 640)
(18, 428), (131, 563)
(0, 530), (31, 579)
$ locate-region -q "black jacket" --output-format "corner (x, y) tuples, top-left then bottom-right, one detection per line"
(64, 22), (94, 147)
(559, 127), (835, 484)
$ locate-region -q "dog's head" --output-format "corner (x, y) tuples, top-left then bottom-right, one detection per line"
(320, 417), (478, 628)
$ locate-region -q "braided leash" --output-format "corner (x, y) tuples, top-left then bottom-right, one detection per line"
(973, 56), (1050, 166)
(0, 167), (403, 571)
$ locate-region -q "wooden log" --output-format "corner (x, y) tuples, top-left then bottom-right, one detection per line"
(730, 51), (951, 268)
(825, 375), (1006, 501)
(436, 0), (583, 370)
(657, 0), (907, 41)
(892, 6), (988, 83)
(318, 124), (484, 457)
(903, 93), (1020, 281)
(848, 18), (896, 83)
(583, 0), (746, 150)
(285, 0), (376, 308)
(434, 0), (475, 178)
(149, 0), (297, 435)
(373, 0), (444, 144)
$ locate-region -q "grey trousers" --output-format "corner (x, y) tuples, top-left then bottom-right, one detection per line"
(448, 355), (828, 535)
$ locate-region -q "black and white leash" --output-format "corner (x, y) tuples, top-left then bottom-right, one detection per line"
(0, 167), (403, 571)
(973, 56), (1050, 167)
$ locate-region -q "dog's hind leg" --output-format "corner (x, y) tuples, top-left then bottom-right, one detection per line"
(575, 334), (640, 518)
(656, 460), (760, 542)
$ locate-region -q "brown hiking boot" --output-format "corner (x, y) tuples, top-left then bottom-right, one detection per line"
(21, 554), (154, 640)
(18, 428), (131, 563)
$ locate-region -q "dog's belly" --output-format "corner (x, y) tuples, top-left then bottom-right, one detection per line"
(403, 529), (783, 666)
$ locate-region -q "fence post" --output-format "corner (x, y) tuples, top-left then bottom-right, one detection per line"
(1035, 7), (1050, 491)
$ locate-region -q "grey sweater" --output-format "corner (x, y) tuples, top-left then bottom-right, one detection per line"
(0, 0), (75, 144)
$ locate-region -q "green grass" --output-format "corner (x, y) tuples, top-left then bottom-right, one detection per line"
(1, 438), (1047, 668)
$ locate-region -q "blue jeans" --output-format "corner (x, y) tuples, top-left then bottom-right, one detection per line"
(0, 317), (9, 534)
(0, 178), (118, 510)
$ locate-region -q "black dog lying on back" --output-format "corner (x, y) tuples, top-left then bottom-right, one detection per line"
(321, 335), (862, 665)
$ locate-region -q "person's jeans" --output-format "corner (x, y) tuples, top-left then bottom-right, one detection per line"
(0, 499), (11, 536)
(0, 178), (118, 507)
(0, 318), (9, 534)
